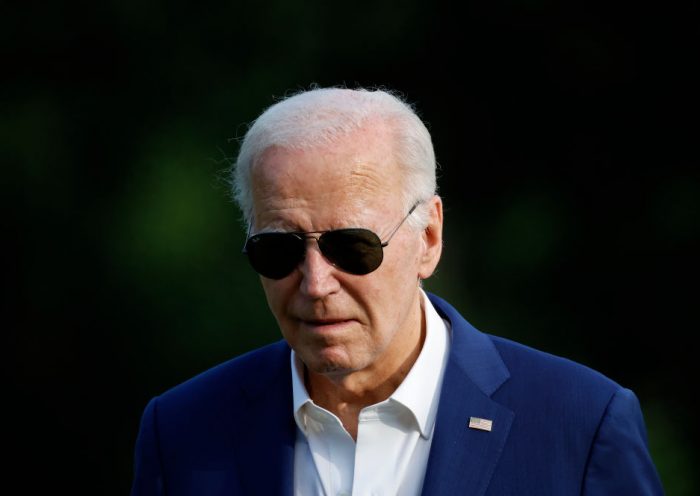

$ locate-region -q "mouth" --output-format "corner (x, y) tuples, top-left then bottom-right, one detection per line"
(306, 318), (348, 325)
(299, 318), (356, 332)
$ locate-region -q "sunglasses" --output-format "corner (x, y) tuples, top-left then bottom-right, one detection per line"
(243, 203), (418, 279)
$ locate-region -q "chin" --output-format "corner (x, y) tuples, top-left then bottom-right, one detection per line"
(295, 338), (342, 364)
(305, 355), (352, 375)
(303, 351), (357, 377)
(313, 363), (348, 375)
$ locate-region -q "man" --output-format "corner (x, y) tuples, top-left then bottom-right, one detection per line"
(131, 87), (663, 495)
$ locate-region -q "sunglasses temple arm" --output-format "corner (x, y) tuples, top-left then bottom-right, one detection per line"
(241, 220), (254, 254)
(381, 203), (419, 247)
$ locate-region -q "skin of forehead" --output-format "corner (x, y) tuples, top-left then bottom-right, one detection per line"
(250, 127), (403, 231)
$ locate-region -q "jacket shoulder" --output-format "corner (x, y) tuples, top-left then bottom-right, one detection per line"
(156, 340), (290, 416)
(132, 342), (294, 492)
(489, 333), (620, 398)
(486, 332), (625, 447)
(428, 292), (620, 400)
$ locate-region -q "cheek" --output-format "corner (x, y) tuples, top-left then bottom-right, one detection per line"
(261, 280), (302, 346)
(383, 242), (421, 287)
(261, 279), (294, 321)
(370, 241), (421, 317)
(360, 263), (415, 324)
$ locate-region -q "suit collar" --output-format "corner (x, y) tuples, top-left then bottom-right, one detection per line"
(427, 292), (510, 395)
(233, 341), (295, 496)
(421, 293), (514, 496)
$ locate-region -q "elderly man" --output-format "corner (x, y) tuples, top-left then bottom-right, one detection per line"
(131, 88), (663, 495)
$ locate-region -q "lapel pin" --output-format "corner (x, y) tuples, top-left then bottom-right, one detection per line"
(468, 417), (493, 432)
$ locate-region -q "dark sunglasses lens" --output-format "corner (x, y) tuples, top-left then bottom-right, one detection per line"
(245, 233), (305, 279)
(319, 229), (383, 275)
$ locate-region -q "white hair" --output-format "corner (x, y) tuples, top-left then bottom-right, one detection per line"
(232, 87), (437, 230)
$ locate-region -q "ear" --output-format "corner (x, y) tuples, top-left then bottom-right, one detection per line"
(418, 195), (443, 280)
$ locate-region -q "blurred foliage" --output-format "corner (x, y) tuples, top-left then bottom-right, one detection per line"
(6, 0), (698, 493)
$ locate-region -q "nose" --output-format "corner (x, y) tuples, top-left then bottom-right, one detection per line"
(298, 240), (341, 298)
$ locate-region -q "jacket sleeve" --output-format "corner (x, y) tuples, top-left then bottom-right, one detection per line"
(582, 387), (664, 495)
(131, 397), (165, 496)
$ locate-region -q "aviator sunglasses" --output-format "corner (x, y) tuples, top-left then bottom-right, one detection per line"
(243, 203), (419, 279)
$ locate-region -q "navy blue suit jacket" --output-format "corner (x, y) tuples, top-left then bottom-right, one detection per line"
(132, 293), (663, 495)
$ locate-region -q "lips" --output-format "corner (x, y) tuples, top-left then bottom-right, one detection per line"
(298, 317), (356, 333)
(305, 318), (349, 325)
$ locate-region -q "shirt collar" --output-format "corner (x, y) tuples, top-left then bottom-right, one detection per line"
(290, 289), (450, 439)
(390, 289), (450, 438)
(291, 347), (312, 434)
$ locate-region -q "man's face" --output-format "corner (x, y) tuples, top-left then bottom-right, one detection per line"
(249, 125), (442, 380)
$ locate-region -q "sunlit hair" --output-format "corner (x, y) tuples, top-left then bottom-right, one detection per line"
(232, 87), (437, 230)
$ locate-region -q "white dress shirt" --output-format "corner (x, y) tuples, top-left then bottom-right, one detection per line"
(291, 290), (451, 496)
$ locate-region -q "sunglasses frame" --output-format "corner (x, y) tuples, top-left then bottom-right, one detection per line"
(243, 203), (419, 279)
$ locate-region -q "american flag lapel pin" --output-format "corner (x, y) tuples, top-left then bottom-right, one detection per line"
(468, 416), (493, 432)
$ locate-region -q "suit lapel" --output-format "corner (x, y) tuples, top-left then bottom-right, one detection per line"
(422, 294), (515, 496)
(233, 343), (295, 496)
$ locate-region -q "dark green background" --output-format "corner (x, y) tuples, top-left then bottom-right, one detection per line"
(6, 1), (698, 493)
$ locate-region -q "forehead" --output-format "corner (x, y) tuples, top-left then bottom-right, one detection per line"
(250, 128), (403, 228)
